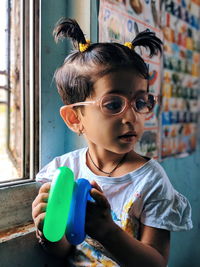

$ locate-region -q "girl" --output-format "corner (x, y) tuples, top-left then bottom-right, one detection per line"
(32, 18), (192, 267)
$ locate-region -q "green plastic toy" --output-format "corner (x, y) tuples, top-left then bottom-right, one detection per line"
(43, 166), (74, 242)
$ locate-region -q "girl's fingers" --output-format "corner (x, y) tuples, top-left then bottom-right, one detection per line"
(32, 192), (49, 209)
(90, 188), (110, 209)
(90, 180), (103, 192)
(90, 180), (110, 208)
(32, 202), (47, 220)
(38, 182), (51, 194)
(34, 212), (46, 231)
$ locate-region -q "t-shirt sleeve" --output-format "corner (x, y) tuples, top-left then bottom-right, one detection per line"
(140, 190), (193, 231)
(35, 157), (60, 184)
(140, 167), (193, 231)
(35, 149), (85, 184)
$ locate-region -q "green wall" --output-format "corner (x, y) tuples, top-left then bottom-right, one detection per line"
(161, 148), (200, 267)
(40, 0), (84, 168)
(40, 1), (200, 266)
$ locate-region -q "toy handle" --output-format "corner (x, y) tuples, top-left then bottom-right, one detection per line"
(43, 167), (74, 242)
(66, 178), (92, 245)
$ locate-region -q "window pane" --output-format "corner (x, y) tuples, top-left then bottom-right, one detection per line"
(0, 0), (21, 182)
(0, 0), (38, 183)
(9, 0), (23, 179)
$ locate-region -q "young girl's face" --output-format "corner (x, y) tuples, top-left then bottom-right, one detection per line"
(79, 69), (148, 155)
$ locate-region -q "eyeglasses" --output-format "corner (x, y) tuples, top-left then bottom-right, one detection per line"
(64, 92), (157, 116)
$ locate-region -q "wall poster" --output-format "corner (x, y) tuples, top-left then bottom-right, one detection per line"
(98, 0), (200, 160)
(161, 0), (200, 159)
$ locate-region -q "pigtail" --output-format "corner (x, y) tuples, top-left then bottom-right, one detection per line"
(53, 18), (87, 50)
(131, 30), (163, 57)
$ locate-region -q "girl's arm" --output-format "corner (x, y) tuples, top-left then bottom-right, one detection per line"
(86, 183), (170, 267)
(99, 222), (170, 267)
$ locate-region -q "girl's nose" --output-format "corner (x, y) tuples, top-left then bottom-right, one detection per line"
(122, 106), (138, 124)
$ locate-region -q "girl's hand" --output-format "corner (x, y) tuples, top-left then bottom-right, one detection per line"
(32, 182), (73, 257)
(32, 182), (51, 232)
(85, 181), (115, 242)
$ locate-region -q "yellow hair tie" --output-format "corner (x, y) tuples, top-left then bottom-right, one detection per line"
(79, 40), (91, 52)
(124, 42), (134, 50)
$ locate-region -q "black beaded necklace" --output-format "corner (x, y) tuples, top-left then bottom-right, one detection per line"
(88, 151), (128, 177)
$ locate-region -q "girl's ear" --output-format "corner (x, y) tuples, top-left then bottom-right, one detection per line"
(60, 106), (83, 134)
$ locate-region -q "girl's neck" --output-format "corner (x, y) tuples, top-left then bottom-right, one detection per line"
(87, 147), (126, 167)
(86, 148), (148, 177)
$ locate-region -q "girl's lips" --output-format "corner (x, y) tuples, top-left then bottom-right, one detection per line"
(118, 131), (137, 138)
(118, 132), (137, 142)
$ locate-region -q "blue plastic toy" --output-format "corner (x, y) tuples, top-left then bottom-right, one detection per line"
(66, 178), (92, 245)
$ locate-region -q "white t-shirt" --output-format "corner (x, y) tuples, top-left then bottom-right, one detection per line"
(36, 147), (193, 266)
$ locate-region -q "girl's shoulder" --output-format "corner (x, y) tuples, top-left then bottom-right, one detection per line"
(57, 147), (87, 164)
(126, 151), (169, 184)
(35, 147), (87, 183)
(127, 158), (173, 199)
(130, 157), (169, 184)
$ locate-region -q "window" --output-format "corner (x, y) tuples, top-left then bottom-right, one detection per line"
(0, 0), (39, 184)
(0, 0), (40, 232)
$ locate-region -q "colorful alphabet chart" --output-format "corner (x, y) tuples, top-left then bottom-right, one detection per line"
(161, 0), (200, 158)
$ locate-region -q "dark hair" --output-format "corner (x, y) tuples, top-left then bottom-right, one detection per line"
(53, 18), (162, 105)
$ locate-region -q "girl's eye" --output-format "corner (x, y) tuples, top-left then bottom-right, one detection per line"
(102, 97), (124, 114)
(135, 94), (155, 112)
(104, 100), (122, 110)
(135, 98), (148, 111)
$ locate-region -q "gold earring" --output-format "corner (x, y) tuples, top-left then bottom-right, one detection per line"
(78, 129), (83, 136)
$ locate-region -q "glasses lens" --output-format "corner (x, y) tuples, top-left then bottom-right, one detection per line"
(101, 95), (125, 115)
(135, 93), (155, 113)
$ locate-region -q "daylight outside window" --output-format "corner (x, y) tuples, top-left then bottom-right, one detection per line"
(0, 0), (39, 184)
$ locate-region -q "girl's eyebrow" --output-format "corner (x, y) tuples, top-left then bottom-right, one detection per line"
(106, 89), (124, 94)
(134, 89), (148, 95)
(106, 89), (147, 96)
